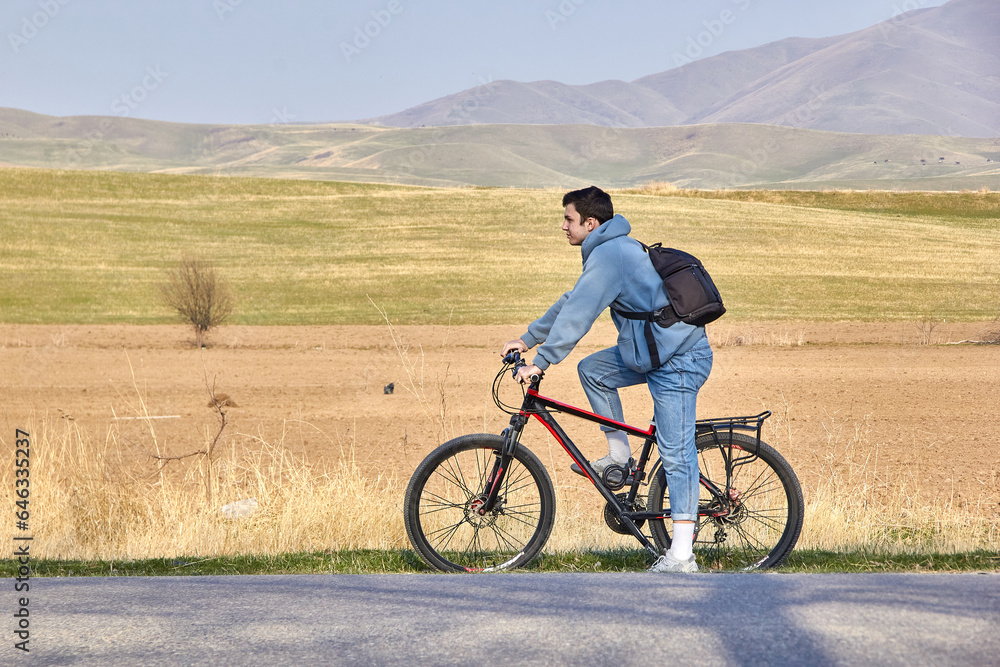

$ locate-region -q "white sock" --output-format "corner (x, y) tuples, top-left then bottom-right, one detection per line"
(605, 431), (630, 463)
(669, 522), (695, 561)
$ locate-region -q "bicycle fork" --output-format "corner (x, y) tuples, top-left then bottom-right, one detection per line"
(477, 414), (528, 516)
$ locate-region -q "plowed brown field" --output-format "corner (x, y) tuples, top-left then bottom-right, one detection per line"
(3, 322), (998, 514)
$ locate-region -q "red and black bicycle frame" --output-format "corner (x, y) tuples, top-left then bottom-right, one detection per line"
(481, 381), (771, 559)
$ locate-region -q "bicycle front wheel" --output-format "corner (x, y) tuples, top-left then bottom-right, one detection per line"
(649, 431), (803, 570)
(404, 434), (556, 572)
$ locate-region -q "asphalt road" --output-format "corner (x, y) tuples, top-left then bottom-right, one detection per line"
(15, 572), (1000, 665)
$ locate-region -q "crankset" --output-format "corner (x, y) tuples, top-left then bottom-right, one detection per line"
(604, 493), (645, 535)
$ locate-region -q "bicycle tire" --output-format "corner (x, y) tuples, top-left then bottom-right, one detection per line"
(648, 431), (803, 570)
(404, 434), (556, 572)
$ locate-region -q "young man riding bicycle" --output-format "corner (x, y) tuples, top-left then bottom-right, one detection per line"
(502, 186), (713, 573)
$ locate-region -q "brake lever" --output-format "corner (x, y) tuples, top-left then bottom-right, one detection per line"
(503, 351), (522, 366)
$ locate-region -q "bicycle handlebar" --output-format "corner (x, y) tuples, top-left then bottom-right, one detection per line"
(502, 350), (522, 366)
(503, 351), (541, 385)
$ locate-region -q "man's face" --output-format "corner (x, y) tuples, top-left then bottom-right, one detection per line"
(562, 203), (597, 246)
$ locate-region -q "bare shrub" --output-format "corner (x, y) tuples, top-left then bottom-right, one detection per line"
(160, 255), (235, 347)
(641, 180), (678, 195)
(150, 378), (237, 504)
(915, 317), (938, 345)
(707, 324), (804, 347)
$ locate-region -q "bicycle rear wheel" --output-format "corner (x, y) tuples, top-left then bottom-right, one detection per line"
(648, 431), (803, 570)
(404, 434), (556, 572)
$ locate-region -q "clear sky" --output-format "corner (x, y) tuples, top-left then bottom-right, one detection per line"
(2, 0), (949, 125)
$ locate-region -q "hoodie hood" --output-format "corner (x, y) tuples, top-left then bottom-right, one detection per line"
(581, 214), (631, 265)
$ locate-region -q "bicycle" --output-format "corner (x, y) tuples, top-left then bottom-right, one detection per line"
(403, 352), (804, 573)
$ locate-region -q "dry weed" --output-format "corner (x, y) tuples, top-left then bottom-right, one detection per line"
(640, 180), (678, 195)
(915, 318), (939, 345)
(708, 324), (805, 347)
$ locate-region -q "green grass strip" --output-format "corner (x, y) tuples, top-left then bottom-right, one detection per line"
(6, 549), (998, 576)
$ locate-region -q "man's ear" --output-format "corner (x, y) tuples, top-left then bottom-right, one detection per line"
(585, 217), (599, 231)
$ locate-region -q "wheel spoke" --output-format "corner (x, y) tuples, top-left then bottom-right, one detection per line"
(491, 522), (528, 553)
(741, 507), (788, 533)
(500, 508), (542, 530)
(439, 457), (478, 497)
(427, 519), (466, 553)
(420, 488), (469, 508)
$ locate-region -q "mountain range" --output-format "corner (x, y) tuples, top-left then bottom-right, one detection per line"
(2, 0), (999, 189)
(371, 0), (1000, 138)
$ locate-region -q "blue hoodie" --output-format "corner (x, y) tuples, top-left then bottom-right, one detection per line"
(520, 214), (706, 374)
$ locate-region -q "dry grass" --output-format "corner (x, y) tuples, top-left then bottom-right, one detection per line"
(638, 180), (679, 195)
(0, 411), (629, 560)
(980, 318), (1000, 344)
(707, 323), (805, 347)
(618, 186), (1000, 218)
(4, 406), (996, 561)
(3, 416), (404, 560)
(766, 409), (1000, 555)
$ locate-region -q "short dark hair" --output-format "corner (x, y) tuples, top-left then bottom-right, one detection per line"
(562, 186), (613, 224)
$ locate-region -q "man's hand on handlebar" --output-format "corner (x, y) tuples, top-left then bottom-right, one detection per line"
(500, 338), (541, 384)
(501, 338), (528, 357)
(515, 363), (543, 386)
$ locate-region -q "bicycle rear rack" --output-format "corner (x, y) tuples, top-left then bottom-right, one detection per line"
(696, 411), (771, 467)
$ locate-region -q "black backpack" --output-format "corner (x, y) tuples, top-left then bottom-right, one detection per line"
(613, 242), (725, 368)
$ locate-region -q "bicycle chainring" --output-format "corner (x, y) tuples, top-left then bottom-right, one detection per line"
(603, 493), (645, 535)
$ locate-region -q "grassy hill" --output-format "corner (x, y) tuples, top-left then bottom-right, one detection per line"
(1, 108), (999, 190)
(1, 169), (998, 325)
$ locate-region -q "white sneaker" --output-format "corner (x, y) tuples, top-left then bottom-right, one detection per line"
(649, 551), (699, 573)
(570, 454), (624, 479)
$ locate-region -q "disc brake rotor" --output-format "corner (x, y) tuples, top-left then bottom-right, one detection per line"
(465, 496), (500, 528)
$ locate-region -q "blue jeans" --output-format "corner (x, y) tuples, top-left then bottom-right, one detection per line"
(577, 337), (713, 522)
